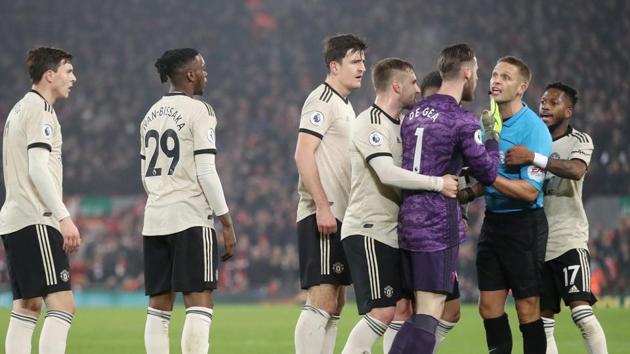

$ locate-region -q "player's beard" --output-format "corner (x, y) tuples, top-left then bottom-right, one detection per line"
(461, 81), (474, 102)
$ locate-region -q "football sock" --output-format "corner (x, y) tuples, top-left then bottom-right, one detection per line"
(483, 313), (512, 354)
(145, 307), (172, 354)
(181, 306), (213, 354)
(39, 310), (73, 354)
(341, 314), (387, 354)
(295, 305), (330, 354)
(571, 305), (608, 354)
(383, 320), (404, 354)
(433, 319), (456, 353)
(389, 314), (438, 354)
(542, 317), (558, 354)
(321, 315), (340, 354)
(5, 311), (37, 354)
(519, 319), (546, 354)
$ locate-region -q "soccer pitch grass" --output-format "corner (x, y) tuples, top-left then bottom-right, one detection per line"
(0, 304), (626, 353)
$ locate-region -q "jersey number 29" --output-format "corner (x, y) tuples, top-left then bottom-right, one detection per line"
(145, 129), (180, 177)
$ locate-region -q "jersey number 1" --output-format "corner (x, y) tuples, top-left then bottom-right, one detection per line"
(412, 128), (424, 173)
(145, 129), (180, 177)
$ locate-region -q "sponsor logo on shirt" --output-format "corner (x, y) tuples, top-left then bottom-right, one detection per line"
(310, 111), (324, 127)
(369, 131), (384, 146)
(42, 124), (53, 138)
(527, 165), (545, 183)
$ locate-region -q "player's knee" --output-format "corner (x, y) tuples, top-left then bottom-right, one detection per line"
(479, 300), (503, 319)
(515, 297), (540, 323)
(16, 298), (43, 314)
(442, 307), (461, 323)
(370, 307), (396, 325)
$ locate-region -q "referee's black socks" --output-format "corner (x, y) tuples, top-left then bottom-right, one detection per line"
(519, 318), (546, 354)
(483, 313), (512, 354)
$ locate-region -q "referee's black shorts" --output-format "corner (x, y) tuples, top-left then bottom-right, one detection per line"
(476, 208), (548, 299)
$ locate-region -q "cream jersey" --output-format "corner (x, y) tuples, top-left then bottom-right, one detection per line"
(296, 83), (355, 222)
(341, 105), (402, 249)
(140, 93), (218, 235)
(0, 90), (63, 234)
(543, 127), (594, 261)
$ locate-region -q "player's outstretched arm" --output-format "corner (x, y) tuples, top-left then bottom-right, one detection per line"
(367, 155), (458, 198)
(28, 147), (81, 253)
(294, 133), (336, 235)
(505, 145), (587, 181)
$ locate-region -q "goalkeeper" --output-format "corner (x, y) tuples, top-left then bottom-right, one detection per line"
(458, 56), (552, 354)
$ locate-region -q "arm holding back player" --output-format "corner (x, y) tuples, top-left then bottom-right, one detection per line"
(294, 132), (337, 235)
(28, 148), (81, 253)
(367, 155), (458, 198)
(505, 145), (587, 181)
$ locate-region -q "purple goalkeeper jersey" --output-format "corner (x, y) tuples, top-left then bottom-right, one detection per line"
(399, 94), (500, 251)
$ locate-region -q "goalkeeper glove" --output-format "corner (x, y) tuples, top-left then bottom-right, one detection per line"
(481, 97), (502, 142)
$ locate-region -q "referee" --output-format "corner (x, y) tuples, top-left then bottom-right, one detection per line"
(460, 56), (552, 354)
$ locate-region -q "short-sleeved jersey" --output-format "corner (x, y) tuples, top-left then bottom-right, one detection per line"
(296, 83), (355, 222)
(483, 103), (552, 212)
(544, 127), (593, 261)
(140, 93), (218, 236)
(0, 90), (63, 234)
(341, 105), (402, 249)
(399, 94), (500, 252)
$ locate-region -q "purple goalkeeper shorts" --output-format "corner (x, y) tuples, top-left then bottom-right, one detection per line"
(401, 246), (459, 294)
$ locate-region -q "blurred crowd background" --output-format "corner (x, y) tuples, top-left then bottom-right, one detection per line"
(1, 0), (628, 302)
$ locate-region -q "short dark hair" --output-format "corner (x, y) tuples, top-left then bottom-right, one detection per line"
(155, 48), (199, 83)
(497, 56), (532, 83)
(26, 47), (73, 83)
(372, 58), (414, 92)
(323, 34), (367, 69)
(420, 70), (442, 96)
(545, 82), (578, 107)
(437, 43), (475, 80)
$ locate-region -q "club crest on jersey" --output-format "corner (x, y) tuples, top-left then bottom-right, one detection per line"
(369, 131), (384, 146)
(527, 165), (545, 182)
(42, 124), (53, 138)
(332, 262), (344, 274)
(310, 111), (324, 127)
(384, 285), (394, 298)
(60, 270), (70, 283)
(550, 152), (560, 160)
(474, 129), (483, 145)
(207, 128), (215, 143)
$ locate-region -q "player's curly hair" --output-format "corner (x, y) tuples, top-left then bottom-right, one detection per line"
(26, 47), (73, 83)
(154, 48), (199, 83)
(545, 82), (578, 107)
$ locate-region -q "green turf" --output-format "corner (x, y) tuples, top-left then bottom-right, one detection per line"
(0, 304), (626, 353)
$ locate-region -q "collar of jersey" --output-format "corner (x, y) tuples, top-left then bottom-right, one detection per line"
(553, 125), (573, 141)
(502, 101), (529, 128)
(324, 83), (349, 104)
(29, 89), (50, 104)
(372, 104), (400, 125)
(164, 92), (187, 97)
